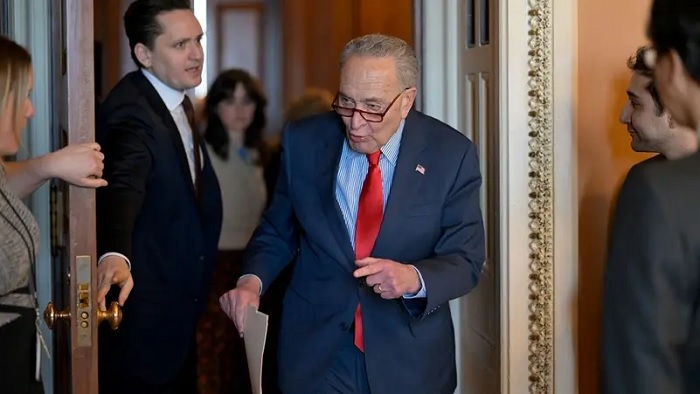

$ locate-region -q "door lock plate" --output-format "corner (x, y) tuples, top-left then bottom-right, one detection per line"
(75, 255), (91, 346)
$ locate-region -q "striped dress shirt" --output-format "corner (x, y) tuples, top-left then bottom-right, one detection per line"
(334, 120), (426, 298)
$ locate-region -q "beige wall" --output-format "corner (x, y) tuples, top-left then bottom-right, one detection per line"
(577, 0), (653, 391)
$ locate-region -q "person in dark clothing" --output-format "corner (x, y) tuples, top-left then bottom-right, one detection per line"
(96, 1), (223, 392)
(601, 1), (700, 392)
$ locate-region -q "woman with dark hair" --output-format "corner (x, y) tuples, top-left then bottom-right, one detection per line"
(197, 68), (268, 394)
(204, 69), (268, 164)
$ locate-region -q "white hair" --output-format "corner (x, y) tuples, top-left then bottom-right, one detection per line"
(339, 33), (419, 89)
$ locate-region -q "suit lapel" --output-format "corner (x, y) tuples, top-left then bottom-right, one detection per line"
(373, 113), (428, 257)
(130, 72), (197, 200)
(315, 121), (356, 268)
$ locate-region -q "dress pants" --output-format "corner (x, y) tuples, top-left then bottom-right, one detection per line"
(99, 343), (197, 394)
(313, 327), (372, 394)
(0, 298), (44, 394)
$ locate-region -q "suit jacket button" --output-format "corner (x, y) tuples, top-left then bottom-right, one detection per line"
(199, 256), (204, 261)
(194, 298), (198, 303)
(339, 322), (348, 331)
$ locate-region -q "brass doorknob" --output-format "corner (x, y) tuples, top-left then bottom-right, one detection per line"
(97, 302), (122, 330)
(43, 302), (70, 330)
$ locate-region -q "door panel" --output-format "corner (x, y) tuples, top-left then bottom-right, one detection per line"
(49, 0), (99, 392)
(281, 0), (414, 106)
(44, 1), (109, 393)
(460, 0), (500, 392)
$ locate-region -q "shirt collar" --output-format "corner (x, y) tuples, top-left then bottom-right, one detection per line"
(346, 119), (405, 166)
(141, 69), (186, 111)
(380, 119), (405, 166)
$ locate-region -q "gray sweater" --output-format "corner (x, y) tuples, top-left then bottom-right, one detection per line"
(0, 164), (39, 300)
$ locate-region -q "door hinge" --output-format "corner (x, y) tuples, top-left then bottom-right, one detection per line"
(50, 184), (65, 253)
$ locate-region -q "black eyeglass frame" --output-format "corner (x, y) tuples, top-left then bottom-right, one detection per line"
(332, 88), (409, 123)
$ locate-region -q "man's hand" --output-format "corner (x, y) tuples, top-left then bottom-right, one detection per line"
(96, 256), (134, 311)
(219, 276), (261, 337)
(353, 257), (420, 299)
(43, 143), (107, 188)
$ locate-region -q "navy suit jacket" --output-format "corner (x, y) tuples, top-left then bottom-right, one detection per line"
(95, 71), (223, 385)
(243, 110), (485, 394)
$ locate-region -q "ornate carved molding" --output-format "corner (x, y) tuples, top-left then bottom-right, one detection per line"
(527, 0), (555, 392)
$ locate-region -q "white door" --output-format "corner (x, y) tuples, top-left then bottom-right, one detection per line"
(459, 0), (500, 392)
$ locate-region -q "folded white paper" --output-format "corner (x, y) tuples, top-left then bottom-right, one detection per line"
(243, 306), (269, 394)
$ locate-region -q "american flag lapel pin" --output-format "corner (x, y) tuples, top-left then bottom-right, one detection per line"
(415, 164), (425, 175)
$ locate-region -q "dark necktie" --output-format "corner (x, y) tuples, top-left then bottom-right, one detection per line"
(354, 150), (383, 352)
(181, 96), (203, 200)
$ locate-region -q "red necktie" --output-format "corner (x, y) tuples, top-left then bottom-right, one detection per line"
(354, 151), (383, 352)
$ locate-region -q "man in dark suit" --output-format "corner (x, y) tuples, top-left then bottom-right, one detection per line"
(601, 1), (700, 392)
(95, 1), (222, 393)
(220, 33), (485, 394)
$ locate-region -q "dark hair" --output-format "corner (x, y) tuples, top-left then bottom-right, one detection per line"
(627, 46), (664, 115)
(204, 69), (267, 161)
(124, 0), (192, 68)
(284, 88), (334, 123)
(648, 0), (700, 84)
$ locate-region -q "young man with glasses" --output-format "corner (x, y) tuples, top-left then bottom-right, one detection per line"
(601, 1), (700, 392)
(220, 33), (485, 394)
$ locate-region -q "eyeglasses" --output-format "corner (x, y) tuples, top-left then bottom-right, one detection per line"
(332, 89), (407, 123)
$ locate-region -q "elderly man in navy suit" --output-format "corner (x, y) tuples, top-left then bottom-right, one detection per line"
(220, 33), (485, 394)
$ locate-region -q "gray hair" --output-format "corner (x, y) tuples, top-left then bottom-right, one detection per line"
(339, 34), (419, 89)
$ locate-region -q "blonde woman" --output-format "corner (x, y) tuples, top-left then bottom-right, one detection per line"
(0, 35), (132, 393)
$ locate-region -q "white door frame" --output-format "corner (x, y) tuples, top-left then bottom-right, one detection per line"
(422, 0), (578, 392)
